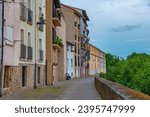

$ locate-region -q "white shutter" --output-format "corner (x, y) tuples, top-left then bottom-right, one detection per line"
(7, 26), (13, 42)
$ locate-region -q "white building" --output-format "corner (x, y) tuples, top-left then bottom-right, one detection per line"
(66, 42), (75, 78)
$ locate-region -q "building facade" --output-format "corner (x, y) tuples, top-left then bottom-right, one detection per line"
(57, 15), (67, 81)
(66, 41), (75, 78)
(88, 44), (106, 76)
(46, 0), (66, 84)
(99, 51), (106, 73)
(2, 0), (46, 95)
(62, 4), (82, 78)
(77, 9), (90, 78)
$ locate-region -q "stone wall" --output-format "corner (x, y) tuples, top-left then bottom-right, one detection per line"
(95, 77), (150, 100)
(2, 64), (45, 95)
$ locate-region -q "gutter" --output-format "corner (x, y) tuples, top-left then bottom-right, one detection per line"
(0, 0), (4, 97)
(34, 0), (37, 88)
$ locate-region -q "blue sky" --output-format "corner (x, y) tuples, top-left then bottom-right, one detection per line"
(61, 0), (150, 57)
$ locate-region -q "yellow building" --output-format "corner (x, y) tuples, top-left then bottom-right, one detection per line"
(46, 0), (67, 85)
(88, 44), (106, 76)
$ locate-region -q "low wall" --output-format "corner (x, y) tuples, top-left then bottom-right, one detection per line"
(95, 77), (150, 100)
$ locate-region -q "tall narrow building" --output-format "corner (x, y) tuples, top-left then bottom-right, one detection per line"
(75, 9), (90, 78)
(46, 0), (66, 84)
(2, 0), (46, 95)
(61, 4), (82, 78)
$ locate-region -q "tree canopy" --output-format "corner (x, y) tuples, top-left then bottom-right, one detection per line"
(100, 52), (150, 95)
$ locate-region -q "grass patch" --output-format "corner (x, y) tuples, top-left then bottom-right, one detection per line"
(18, 86), (67, 100)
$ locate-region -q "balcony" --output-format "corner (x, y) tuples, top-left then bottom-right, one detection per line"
(39, 15), (44, 31)
(20, 3), (26, 21)
(27, 9), (33, 25)
(39, 24), (44, 32)
(27, 46), (33, 60)
(78, 24), (80, 29)
(81, 43), (86, 50)
(52, 9), (61, 26)
(20, 44), (26, 59)
(74, 21), (77, 27)
(39, 50), (43, 62)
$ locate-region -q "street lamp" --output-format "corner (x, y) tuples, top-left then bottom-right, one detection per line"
(33, 13), (45, 88)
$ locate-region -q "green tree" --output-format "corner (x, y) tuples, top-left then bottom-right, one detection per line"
(101, 52), (150, 95)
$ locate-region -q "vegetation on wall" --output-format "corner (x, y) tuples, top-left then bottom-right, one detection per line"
(99, 52), (150, 95)
(53, 37), (63, 46)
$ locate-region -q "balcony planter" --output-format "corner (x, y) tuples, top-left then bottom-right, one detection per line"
(53, 37), (63, 47)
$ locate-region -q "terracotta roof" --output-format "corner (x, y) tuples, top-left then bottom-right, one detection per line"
(61, 4), (83, 17)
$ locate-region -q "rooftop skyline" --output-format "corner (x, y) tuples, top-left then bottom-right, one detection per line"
(61, 0), (150, 57)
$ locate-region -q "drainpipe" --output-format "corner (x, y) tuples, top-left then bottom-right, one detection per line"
(0, 0), (4, 97)
(34, 0), (37, 88)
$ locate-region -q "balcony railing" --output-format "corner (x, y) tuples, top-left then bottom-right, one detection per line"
(20, 44), (26, 59)
(38, 16), (44, 31)
(20, 3), (26, 21)
(81, 43), (86, 49)
(52, 8), (61, 26)
(53, 9), (61, 20)
(74, 21), (77, 27)
(39, 50), (43, 62)
(27, 8), (33, 24)
(27, 46), (33, 60)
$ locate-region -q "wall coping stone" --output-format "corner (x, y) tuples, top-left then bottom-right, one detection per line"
(95, 77), (150, 100)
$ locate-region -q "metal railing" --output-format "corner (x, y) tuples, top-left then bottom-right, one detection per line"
(39, 50), (43, 62)
(20, 3), (26, 20)
(27, 46), (33, 60)
(20, 44), (26, 59)
(53, 8), (61, 21)
(27, 8), (33, 23)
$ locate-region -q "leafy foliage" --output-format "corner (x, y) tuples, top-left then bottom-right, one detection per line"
(53, 37), (63, 46)
(100, 52), (150, 95)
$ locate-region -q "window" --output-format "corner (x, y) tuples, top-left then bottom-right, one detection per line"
(21, 29), (24, 44)
(75, 56), (77, 67)
(74, 18), (77, 27)
(67, 45), (69, 51)
(28, 32), (31, 46)
(22, 66), (27, 87)
(39, 7), (42, 17)
(39, 39), (42, 50)
(75, 43), (76, 53)
(78, 44), (80, 53)
(37, 67), (40, 84)
(71, 45), (74, 52)
(3, 67), (10, 88)
(71, 72), (73, 76)
(67, 58), (69, 67)
(75, 35), (77, 40)
(28, 0), (31, 9)
(7, 26), (13, 42)
(78, 56), (80, 67)
(71, 59), (73, 68)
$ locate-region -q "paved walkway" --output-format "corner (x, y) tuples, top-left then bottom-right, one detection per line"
(55, 77), (101, 100)
(0, 77), (101, 100)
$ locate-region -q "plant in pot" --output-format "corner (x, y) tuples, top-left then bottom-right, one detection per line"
(53, 37), (63, 46)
